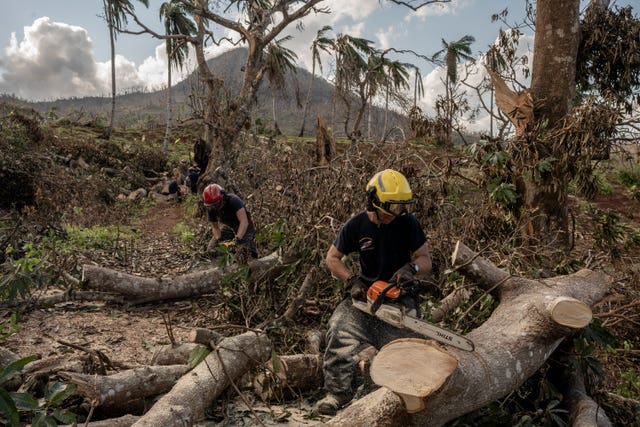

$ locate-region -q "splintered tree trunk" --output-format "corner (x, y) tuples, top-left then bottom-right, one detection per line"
(81, 252), (283, 304)
(132, 331), (271, 426)
(316, 114), (334, 165)
(330, 241), (612, 426)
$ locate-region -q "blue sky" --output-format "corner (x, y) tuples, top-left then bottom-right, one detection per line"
(0, 0), (637, 132)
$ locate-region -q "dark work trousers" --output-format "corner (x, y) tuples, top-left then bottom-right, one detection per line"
(322, 298), (420, 400)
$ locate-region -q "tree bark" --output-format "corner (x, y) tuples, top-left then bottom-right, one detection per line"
(327, 387), (411, 427)
(61, 414), (140, 427)
(566, 367), (613, 427)
(315, 115), (334, 166)
(131, 331), (271, 426)
(253, 346), (376, 402)
(253, 354), (323, 401)
(188, 328), (224, 346)
(61, 365), (189, 407)
(330, 241), (612, 426)
(151, 343), (203, 366)
(527, 0), (581, 242)
(81, 252), (283, 304)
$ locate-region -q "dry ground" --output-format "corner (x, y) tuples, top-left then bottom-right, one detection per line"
(3, 197), (322, 426)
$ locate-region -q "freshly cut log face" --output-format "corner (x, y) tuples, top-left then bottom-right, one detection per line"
(550, 297), (592, 328)
(370, 338), (457, 413)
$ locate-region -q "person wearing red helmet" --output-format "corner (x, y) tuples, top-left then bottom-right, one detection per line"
(203, 184), (257, 261)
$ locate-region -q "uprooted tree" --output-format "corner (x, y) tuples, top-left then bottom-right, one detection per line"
(43, 240), (612, 426)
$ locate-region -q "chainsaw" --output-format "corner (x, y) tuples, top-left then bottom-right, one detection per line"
(352, 279), (475, 352)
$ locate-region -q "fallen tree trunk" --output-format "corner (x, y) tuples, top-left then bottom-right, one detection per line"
(2, 355), (85, 391)
(131, 330), (271, 426)
(61, 365), (189, 407)
(566, 367), (612, 427)
(253, 354), (323, 401)
(254, 345), (376, 402)
(81, 252), (283, 304)
(151, 343), (203, 366)
(61, 414), (140, 427)
(330, 241), (613, 426)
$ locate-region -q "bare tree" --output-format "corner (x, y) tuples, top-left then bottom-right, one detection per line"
(121, 0), (328, 184)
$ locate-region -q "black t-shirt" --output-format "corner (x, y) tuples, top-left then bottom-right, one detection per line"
(333, 211), (427, 283)
(207, 194), (255, 235)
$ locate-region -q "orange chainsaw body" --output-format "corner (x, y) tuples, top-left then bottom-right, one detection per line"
(367, 280), (401, 302)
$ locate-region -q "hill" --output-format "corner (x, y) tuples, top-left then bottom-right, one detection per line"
(17, 48), (409, 138)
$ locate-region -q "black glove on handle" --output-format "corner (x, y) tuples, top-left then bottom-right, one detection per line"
(348, 275), (368, 301)
(393, 262), (418, 283)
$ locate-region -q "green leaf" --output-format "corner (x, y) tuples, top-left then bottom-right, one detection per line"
(488, 182), (518, 206)
(270, 350), (282, 374)
(46, 382), (76, 406)
(32, 411), (57, 427)
(0, 355), (38, 384)
(10, 392), (39, 410)
(52, 408), (77, 424)
(535, 158), (555, 173)
(187, 345), (210, 370)
(0, 389), (20, 426)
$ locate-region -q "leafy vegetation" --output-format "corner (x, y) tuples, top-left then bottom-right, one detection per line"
(1, 2), (640, 422)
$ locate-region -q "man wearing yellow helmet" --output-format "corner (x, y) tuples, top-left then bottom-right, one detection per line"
(315, 169), (433, 416)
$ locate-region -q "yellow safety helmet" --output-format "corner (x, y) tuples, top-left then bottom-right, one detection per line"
(366, 169), (414, 216)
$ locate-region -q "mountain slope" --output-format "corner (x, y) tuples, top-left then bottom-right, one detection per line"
(24, 48), (407, 138)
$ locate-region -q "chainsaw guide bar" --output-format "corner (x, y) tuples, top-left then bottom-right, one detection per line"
(352, 299), (475, 352)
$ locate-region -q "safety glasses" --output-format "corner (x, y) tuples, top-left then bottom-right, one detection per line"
(379, 200), (414, 217)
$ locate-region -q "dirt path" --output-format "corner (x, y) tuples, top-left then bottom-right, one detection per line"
(5, 200), (196, 366)
(4, 198), (321, 425)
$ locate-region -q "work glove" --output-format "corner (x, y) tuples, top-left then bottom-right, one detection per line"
(393, 262), (419, 295)
(348, 275), (369, 302)
(393, 262), (418, 283)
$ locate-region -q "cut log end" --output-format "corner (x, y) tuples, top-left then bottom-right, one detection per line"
(370, 338), (457, 413)
(551, 299), (592, 328)
(398, 393), (425, 413)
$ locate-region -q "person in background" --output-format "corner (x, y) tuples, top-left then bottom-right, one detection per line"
(187, 166), (200, 194)
(193, 138), (209, 173)
(315, 169), (433, 416)
(203, 183), (258, 262)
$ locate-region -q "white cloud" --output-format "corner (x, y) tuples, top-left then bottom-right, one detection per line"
(405, 0), (470, 22)
(0, 17), (107, 100)
(0, 17), (168, 100)
(375, 25), (401, 50)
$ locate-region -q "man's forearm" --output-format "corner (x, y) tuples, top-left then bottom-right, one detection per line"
(236, 220), (248, 240)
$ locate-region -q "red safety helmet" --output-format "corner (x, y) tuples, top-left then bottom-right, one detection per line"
(203, 184), (224, 207)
